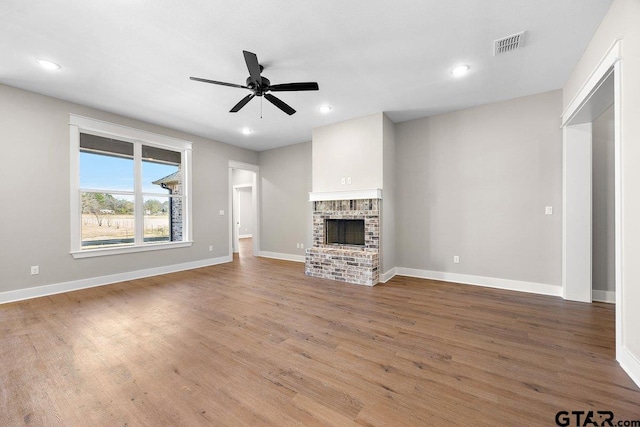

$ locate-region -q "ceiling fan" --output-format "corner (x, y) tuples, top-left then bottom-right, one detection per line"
(190, 50), (319, 116)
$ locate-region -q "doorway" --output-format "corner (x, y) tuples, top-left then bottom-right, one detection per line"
(233, 184), (254, 255)
(228, 161), (259, 258)
(592, 105), (615, 303)
(561, 40), (622, 356)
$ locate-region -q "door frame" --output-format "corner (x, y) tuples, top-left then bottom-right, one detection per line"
(228, 161), (260, 257)
(561, 39), (622, 356)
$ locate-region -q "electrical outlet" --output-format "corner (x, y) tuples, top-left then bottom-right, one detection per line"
(219, 210), (225, 215)
(453, 256), (460, 264)
(209, 245), (213, 252)
(341, 178), (346, 185)
(300, 244), (304, 249)
(31, 265), (39, 275)
(347, 177), (352, 184)
(545, 206), (553, 215)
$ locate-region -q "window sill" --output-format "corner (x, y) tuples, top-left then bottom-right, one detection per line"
(71, 241), (193, 259)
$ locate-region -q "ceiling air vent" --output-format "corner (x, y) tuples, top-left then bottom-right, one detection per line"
(493, 31), (525, 56)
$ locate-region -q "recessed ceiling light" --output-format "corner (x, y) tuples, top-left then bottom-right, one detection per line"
(37, 59), (61, 70)
(241, 127), (253, 135)
(451, 64), (470, 77)
(319, 105), (332, 114)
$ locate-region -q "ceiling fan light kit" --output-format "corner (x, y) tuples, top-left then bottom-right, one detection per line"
(190, 50), (319, 116)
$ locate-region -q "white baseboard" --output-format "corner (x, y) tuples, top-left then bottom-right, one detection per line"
(0, 255), (232, 305)
(380, 267), (397, 283)
(259, 251), (305, 263)
(592, 289), (615, 303)
(619, 346), (640, 388)
(394, 267), (562, 297)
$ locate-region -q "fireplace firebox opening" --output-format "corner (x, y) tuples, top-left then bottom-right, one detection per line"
(325, 219), (365, 246)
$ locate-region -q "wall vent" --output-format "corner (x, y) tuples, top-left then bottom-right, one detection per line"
(493, 31), (525, 56)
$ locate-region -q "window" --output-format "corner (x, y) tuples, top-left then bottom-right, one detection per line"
(70, 115), (192, 258)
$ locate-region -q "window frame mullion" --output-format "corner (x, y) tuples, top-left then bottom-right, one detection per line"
(133, 141), (144, 244)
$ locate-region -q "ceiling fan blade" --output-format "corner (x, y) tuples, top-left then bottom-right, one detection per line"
(190, 76), (248, 89)
(264, 93), (296, 115)
(230, 94), (255, 113)
(243, 50), (262, 86)
(269, 82), (319, 92)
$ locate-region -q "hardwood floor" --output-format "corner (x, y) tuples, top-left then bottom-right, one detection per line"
(1, 240), (639, 426)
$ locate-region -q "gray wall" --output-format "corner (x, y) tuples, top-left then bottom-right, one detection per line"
(0, 83), (257, 294)
(592, 105), (615, 292)
(395, 90), (563, 286)
(259, 142), (312, 256)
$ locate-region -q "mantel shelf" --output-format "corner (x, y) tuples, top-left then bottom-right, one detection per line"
(308, 189), (382, 202)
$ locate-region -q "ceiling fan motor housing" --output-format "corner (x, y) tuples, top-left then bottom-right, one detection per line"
(246, 76), (271, 96)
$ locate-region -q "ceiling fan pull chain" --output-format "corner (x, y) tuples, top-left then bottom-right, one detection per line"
(261, 96), (263, 119)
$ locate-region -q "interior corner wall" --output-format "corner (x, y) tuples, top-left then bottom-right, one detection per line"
(563, 0), (640, 371)
(592, 105), (615, 293)
(395, 90), (563, 288)
(382, 114), (396, 276)
(259, 141), (312, 258)
(0, 83), (257, 297)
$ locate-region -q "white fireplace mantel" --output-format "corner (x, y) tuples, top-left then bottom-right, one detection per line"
(308, 189), (382, 202)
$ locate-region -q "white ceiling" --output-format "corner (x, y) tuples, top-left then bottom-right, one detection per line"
(0, 0), (611, 151)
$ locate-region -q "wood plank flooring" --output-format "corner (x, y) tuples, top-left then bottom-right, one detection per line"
(1, 239), (639, 426)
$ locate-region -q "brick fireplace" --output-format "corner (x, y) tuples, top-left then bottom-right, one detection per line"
(305, 191), (381, 286)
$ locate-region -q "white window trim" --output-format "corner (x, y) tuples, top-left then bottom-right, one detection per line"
(69, 114), (193, 258)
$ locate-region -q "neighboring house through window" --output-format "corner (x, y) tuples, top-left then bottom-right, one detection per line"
(152, 170), (183, 242)
(69, 115), (192, 258)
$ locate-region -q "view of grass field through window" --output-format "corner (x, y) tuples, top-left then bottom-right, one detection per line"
(80, 139), (182, 249)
